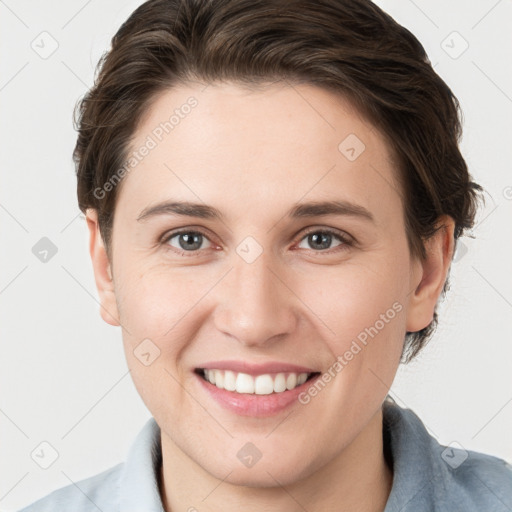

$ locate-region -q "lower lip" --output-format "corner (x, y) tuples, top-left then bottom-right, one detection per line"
(195, 371), (321, 417)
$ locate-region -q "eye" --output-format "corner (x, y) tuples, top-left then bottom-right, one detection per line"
(160, 227), (353, 257)
(163, 230), (212, 253)
(296, 228), (352, 252)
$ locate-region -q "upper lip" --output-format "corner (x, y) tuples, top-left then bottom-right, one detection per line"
(196, 360), (320, 376)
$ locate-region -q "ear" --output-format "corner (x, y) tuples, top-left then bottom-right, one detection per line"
(406, 215), (455, 333)
(85, 209), (120, 327)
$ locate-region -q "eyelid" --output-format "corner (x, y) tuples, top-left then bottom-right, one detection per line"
(160, 225), (355, 255)
(159, 228), (217, 259)
(160, 226), (216, 244)
(297, 226), (354, 243)
(292, 226), (355, 253)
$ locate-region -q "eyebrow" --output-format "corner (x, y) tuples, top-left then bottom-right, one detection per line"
(136, 199), (374, 223)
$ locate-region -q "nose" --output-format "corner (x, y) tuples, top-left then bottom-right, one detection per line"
(213, 251), (298, 348)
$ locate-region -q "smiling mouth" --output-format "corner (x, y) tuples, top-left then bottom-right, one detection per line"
(194, 368), (321, 395)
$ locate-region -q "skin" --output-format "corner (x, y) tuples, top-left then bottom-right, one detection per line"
(86, 81), (454, 512)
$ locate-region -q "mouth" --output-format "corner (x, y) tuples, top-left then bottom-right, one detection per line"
(194, 368), (321, 395)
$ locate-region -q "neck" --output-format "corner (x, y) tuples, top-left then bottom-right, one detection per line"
(159, 407), (392, 512)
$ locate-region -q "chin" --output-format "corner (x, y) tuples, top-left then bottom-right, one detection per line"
(221, 464), (310, 488)
(199, 449), (319, 489)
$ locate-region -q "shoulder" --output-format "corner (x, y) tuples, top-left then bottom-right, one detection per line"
(18, 462), (123, 512)
(383, 399), (512, 511)
(442, 446), (512, 509)
(17, 417), (163, 512)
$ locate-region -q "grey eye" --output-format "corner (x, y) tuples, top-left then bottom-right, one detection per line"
(167, 232), (212, 251)
(298, 231), (343, 251)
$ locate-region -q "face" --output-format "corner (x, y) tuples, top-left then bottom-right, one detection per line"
(87, 81), (449, 487)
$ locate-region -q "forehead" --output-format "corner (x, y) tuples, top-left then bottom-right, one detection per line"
(118, 81), (402, 224)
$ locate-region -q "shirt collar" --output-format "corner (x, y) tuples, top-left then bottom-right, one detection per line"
(119, 416), (165, 512)
(117, 399), (443, 512)
(383, 397), (440, 511)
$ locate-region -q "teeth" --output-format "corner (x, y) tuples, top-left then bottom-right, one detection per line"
(207, 369), (216, 384)
(202, 370), (312, 394)
(274, 373), (287, 392)
(236, 372), (255, 393)
(254, 374), (274, 395)
(286, 373), (297, 390)
(297, 373), (308, 385)
(224, 370), (236, 391)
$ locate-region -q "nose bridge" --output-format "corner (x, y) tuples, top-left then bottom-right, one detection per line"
(213, 248), (297, 346)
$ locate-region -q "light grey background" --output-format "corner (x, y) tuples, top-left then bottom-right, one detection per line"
(1, 0), (511, 510)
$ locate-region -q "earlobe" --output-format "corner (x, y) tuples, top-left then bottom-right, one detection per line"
(405, 216), (455, 333)
(85, 209), (120, 327)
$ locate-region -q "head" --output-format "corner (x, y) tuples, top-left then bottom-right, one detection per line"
(75, 0), (481, 488)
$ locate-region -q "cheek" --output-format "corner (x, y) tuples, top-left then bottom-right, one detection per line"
(292, 259), (408, 406)
(117, 265), (207, 338)
(117, 268), (202, 416)
(115, 267), (195, 387)
(291, 266), (406, 422)
(117, 249), (409, 356)
(296, 259), (408, 344)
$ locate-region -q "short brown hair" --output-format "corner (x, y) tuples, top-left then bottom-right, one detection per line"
(73, 0), (482, 361)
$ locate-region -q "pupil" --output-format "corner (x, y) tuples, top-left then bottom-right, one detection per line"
(310, 232), (331, 250)
(179, 233), (201, 250)
(177, 232), (333, 251)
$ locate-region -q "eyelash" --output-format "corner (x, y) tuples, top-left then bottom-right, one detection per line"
(160, 227), (354, 257)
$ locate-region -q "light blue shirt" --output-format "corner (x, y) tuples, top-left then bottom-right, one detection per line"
(19, 399), (512, 511)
